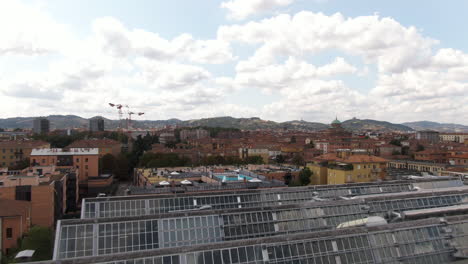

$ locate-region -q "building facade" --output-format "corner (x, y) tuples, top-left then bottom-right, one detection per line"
(416, 130), (440, 143)
(30, 148), (99, 184)
(0, 140), (50, 168)
(0, 199), (31, 257)
(89, 117), (105, 132)
(33, 117), (50, 135)
(307, 153), (387, 185)
(0, 166), (79, 228)
(67, 139), (121, 157)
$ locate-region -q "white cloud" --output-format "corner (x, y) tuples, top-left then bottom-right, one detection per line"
(219, 12), (436, 73)
(234, 56), (357, 92)
(0, 0), (73, 56)
(135, 58), (211, 90)
(221, 0), (295, 20)
(0, 3), (467, 125)
(92, 17), (234, 64)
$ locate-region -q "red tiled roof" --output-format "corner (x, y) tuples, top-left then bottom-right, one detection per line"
(0, 140), (49, 148)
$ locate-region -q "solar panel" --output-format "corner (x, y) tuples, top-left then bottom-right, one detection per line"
(47, 218), (468, 264)
(82, 181), (420, 219)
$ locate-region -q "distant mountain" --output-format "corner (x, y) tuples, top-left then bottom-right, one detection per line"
(181, 117), (329, 131)
(0, 115), (182, 130)
(0, 115), (420, 132)
(402, 121), (468, 132)
(341, 118), (413, 132)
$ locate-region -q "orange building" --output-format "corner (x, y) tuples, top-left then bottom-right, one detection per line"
(30, 148), (99, 185)
(0, 140), (50, 168)
(449, 154), (468, 166)
(0, 166), (79, 228)
(67, 139), (122, 157)
(0, 199), (31, 256)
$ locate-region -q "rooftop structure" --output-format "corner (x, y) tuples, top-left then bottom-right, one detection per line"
(81, 179), (462, 219)
(32, 208), (468, 263)
(30, 148), (99, 156)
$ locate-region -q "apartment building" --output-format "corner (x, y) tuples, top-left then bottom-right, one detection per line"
(0, 199), (31, 257)
(67, 139), (121, 157)
(0, 166), (78, 228)
(307, 153), (387, 185)
(0, 140), (50, 168)
(30, 148), (99, 184)
(440, 133), (468, 143)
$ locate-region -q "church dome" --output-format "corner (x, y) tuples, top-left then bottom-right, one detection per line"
(332, 118), (341, 125)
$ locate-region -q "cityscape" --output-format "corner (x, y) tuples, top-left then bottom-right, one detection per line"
(1, 1), (468, 264)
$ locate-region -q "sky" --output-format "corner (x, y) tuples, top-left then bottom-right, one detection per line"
(0, 0), (467, 125)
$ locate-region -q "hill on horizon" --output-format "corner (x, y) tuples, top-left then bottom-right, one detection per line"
(0, 115), (431, 132)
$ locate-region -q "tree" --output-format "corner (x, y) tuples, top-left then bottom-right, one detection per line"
(283, 172), (292, 185)
(275, 154), (285, 164)
(4, 226), (54, 262)
(115, 153), (130, 180)
(100, 154), (117, 174)
(298, 167), (312, 186)
(389, 139), (402, 146)
(292, 154), (305, 166)
(401, 146), (410, 155)
(416, 144), (425, 151)
(244, 155), (264, 164)
(10, 158), (30, 170)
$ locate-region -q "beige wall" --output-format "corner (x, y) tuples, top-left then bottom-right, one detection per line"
(31, 154), (98, 183)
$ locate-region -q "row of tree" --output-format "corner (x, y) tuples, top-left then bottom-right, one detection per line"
(137, 153), (265, 168)
(283, 167), (312, 186)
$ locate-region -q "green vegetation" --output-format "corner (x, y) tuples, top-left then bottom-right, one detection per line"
(139, 153), (191, 168)
(417, 144), (425, 151)
(275, 154), (285, 164)
(292, 154), (305, 166)
(389, 139), (402, 146)
(283, 171), (292, 185)
(174, 126), (241, 139)
(3, 226), (53, 263)
(298, 167), (312, 186)
(9, 158), (30, 170)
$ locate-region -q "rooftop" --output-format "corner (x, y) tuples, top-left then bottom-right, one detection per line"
(31, 148), (99, 156)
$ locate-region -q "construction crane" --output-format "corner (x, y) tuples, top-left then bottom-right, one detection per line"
(109, 103), (124, 130)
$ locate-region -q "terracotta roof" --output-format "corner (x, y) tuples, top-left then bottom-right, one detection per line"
(67, 139), (121, 148)
(451, 154), (468, 159)
(0, 199), (31, 217)
(0, 140), (49, 148)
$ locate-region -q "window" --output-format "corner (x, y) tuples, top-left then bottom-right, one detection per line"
(357, 165), (361, 169)
(42, 159), (45, 163)
(15, 185), (31, 201)
(85, 165), (88, 169)
(85, 158), (88, 162)
(76, 158), (80, 162)
(6, 228), (13, 239)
